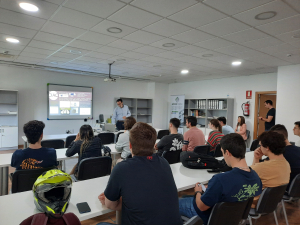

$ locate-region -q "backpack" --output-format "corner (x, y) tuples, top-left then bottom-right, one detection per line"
(102, 146), (111, 157)
(180, 151), (221, 169)
(20, 213), (81, 225)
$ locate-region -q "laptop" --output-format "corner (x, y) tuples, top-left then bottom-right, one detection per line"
(104, 123), (116, 132)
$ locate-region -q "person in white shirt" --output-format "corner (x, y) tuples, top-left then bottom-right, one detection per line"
(217, 117), (234, 135)
(293, 121), (300, 147)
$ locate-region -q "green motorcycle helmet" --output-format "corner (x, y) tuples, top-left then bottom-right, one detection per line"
(33, 169), (72, 217)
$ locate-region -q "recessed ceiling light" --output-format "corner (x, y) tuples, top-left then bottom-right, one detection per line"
(107, 27), (122, 33)
(292, 34), (300, 39)
(70, 50), (82, 54)
(255, 11), (277, 20)
(202, 54), (213, 57)
(181, 70), (189, 74)
(19, 2), (39, 12)
(162, 43), (175, 47)
(232, 61), (242, 66)
(6, 38), (19, 43)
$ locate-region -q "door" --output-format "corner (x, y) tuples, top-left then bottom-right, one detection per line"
(1, 127), (18, 148)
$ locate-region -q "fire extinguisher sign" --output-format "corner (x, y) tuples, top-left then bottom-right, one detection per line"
(246, 90), (252, 99)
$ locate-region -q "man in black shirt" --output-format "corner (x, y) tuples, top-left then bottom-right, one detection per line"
(155, 118), (183, 156)
(98, 122), (182, 225)
(259, 100), (276, 131)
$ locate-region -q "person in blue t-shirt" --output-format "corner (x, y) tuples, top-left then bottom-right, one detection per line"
(217, 116), (234, 135)
(179, 133), (262, 225)
(11, 120), (57, 170)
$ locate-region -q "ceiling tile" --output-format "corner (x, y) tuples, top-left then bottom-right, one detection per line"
(45, 0), (64, 5)
(0, 23), (37, 39)
(107, 5), (162, 29)
(230, 49), (270, 60)
(22, 47), (55, 56)
(222, 28), (269, 44)
(195, 38), (235, 50)
(209, 55), (242, 64)
(257, 15), (300, 35)
(78, 56), (106, 63)
(0, 41), (25, 51)
(203, 0), (274, 15)
(67, 40), (102, 51)
(199, 17), (250, 36)
(193, 50), (228, 59)
(169, 3), (227, 28)
(233, 1), (298, 27)
(131, 0), (197, 17)
(242, 37), (283, 49)
(0, 0), (59, 20)
(34, 32), (73, 45)
(78, 31), (118, 45)
(19, 51), (48, 59)
(28, 40), (64, 51)
(284, 0), (300, 11)
(91, 20), (137, 37)
(0, 8), (46, 30)
(51, 52), (80, 60)
(275, 29), (300, 43)
(51, 7), (103, 29)
(133, 46), (166, 55)
(123, 30), (164, 44)
(215, 44), (251, 55)
(143, 19), (191, 37)
(247, 53), (291, 66)
(64, 0), (125, 18)
(107, 39), (143, 50)
(118, 51), (150, 59)
(173, 45), (207, 55)
(171, 29), (215, 44)
(42, 21), (86, 38)
(95, 46), (127, 55)
(0, 33), (31, 46)
(85, 51), (114, 60)
(14, 56), (42, 64)
(260, 43), (297, 55)
(150, 38), (188, 50)
(154, 51), (187, 59)
(143, 56), (169, 63)
(60, 46), (91, 56)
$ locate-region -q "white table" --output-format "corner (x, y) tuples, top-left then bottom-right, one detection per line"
(22, 134), (71, 148)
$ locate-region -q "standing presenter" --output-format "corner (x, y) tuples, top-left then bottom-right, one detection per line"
(112, 99), (131, 131)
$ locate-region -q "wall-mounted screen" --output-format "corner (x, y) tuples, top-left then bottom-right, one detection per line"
(47, 84), (93, 120)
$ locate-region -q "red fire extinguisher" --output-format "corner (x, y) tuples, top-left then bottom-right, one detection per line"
(241, 101), (250, 116)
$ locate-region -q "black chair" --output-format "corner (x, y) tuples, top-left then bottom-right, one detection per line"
(11, 166), (56, 193)
(41, 139), (65, 149)
(65, 135), (76, 148)
(245, 130), (250, 147)
(194, 145), (210, 155)
(248, 184), (289, 225)
(290, 141), (295, 146)
(76, 156), (112, 181)
(98, 133), (115, 145)
(157, 130), (170, 139)
(214, 144), (222, 157)
(116, 132), (124, 143)
(283, 174), (300, 202)
(162, 150), (182, 164)
(250, 139), (259, 151)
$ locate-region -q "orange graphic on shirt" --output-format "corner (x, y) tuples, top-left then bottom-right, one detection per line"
(20, 158), (43, 169)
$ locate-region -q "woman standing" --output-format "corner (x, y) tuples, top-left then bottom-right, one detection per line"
(207, 119), (224, 155)
(235, 116), (247, 140)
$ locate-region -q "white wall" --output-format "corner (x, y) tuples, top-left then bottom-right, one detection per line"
(0, 65), (168, 144)
(276, 64), (300, 142)
(168, 73), (278, 141)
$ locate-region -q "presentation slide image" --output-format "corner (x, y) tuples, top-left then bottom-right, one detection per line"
(50, 106), (59, 115)
(70, 101), (80, 107)
(59, 93), (69, 98)
(80, 108), (91, 115)
(60, 108), (71, 115)
(70, 108), (79, 115)
(60, 101), (71, 108)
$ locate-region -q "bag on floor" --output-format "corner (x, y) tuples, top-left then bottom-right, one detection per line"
(20, 212), (81, 225)
(180, 151), (220, 169)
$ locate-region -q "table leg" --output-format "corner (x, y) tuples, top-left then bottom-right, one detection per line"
(0, 166), (9, 196)
(116, 210), (122, 224)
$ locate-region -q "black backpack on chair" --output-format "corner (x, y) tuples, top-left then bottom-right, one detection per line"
(180, 151), (220, 169)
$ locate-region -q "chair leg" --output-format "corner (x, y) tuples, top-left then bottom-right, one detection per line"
(273, 211), (279, 225)
(248, 216), (253, 225)
(281, 200), (289, 225)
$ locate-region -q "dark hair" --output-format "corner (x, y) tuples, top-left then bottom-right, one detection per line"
(124, 116), (136, 130)
(258, 131), (286, 155)
(264, 100), (273, 105)
(218, 117), (226, 125)
(79, 124), (94, 155)
(186, 116), (197, 126)
(269, 124), (288, 139)
(170, 118), (180, 129)
(220, 133), (246, 159)
(237, 116), (245, 127)
(23, 120), (45, 144)
(116, 98), (123, 103)
(210, 119), (222, 133)
(129, 122), (156, 156)
(295, 121), (300, 128)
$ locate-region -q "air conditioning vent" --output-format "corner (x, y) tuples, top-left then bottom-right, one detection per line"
(0, 53), (15, 59)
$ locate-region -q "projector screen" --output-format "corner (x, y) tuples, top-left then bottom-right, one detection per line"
(47, 84), (93, 120)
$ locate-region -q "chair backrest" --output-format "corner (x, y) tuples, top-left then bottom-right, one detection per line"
(157, 130), (170, 139)
(65, 135), (77, 148)
(207, 198), (253, 225)
(162, 150), (182, 164)
(12, 166), (56, 193)
(98, 133), (115, 145)
(214, 144), (222, 157)
(194, 145), (210, 155)
(116, 132), (124, 143)
(290, 141), (295, 146)
(246, 130), (250, 139)
(250, 139), (259, 151)
(41, 139), (65, 149)
(184, 216), (202, 225)
(256, 184), (288, 214)
(288, 174), (300, 198)
(77, 156), (112, 181)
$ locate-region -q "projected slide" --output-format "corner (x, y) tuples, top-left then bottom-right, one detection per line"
(47, 84), (93, 120)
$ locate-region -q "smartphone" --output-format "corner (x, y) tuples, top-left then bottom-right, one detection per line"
(76, 202), (91, 214)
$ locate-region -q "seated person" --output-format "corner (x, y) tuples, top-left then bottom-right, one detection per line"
(207, 119), (224, 155)
(66, 124), (102, 176)
(155, 118), (183, 156)
(114, 116), (136, 165)
(235, 116), (247, 140)
(251, 131), (291, 208)
(293, 121), (300, 147)
(98, 122), (182, 225)
(11, 120), (58, 170)
(270, 124), (300, 190)
(179, 133), (262, 225)
(182, 116), (205, 152)
(217, 116), (234, 135)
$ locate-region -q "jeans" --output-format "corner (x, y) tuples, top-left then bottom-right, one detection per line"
(179, 197), (198, 219)
(116, 121), (124, 131)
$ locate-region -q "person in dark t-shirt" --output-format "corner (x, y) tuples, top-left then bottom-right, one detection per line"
(155, 118), (183, 156)
(259, 100), (276, 131)
(98, 122), (182, 225)
(11, 120), (57, 170)
(179, 133), (262, 225)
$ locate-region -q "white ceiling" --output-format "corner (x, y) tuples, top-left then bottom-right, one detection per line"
(0, 0), (299, 83)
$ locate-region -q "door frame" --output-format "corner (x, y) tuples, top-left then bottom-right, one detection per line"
(253, 91), (277, 139)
